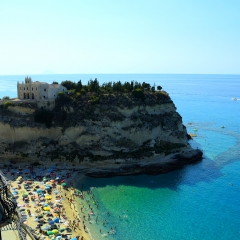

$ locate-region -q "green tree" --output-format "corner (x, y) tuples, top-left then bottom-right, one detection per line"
(76, 80), (82, 92)
(61, 80), (76, 90)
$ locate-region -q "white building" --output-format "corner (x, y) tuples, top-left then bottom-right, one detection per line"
(17, 77), (67, 100)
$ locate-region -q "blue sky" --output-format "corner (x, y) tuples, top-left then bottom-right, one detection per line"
(0, 0), (239, 74)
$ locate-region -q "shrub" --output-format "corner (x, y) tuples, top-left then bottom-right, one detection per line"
(132, 88), (145, 99)
(3, 101), (13, 109)
(58, 92), (64, 97)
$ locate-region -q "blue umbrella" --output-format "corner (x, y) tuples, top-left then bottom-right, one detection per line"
(43, 203), (48, 207)
(48, 220), (54, 225)
(54, 190), (59, 194)
(71, 238), (77, 240)
(37, 189), (42, 193)
(53, 218), (59, 223)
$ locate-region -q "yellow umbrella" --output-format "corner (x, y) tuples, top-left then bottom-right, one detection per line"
(45, 195), (52, 200)
(43, 207), (50, 211)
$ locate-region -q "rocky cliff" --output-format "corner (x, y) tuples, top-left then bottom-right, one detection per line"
(0, 90), (202, 175)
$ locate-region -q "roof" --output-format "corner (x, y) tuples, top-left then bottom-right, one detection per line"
(49, 84), (65, 88)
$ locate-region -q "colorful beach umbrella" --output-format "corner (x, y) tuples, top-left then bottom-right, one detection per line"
(52, 229), (58, 234)
(43, 207), (50, 211)
(61, 183), (66, 187)
(47, 231), (53, 235)
(53, 218), (59, 223)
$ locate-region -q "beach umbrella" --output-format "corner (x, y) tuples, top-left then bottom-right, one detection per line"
(47, 231), (53, 235)
(43, 211), (50, 214)
(61, 183), (66, 187)
(41, 226), (51, 231)
(54, 190), (59, 194)
(50, 179), (55, 183)
(37, 189), (42, 193)
(45, 195), (52, 200)
(41, 225), (51, 230)
(22, 194), (28, 197)
(52, 229), (58, 234)
(44, 207), (50, 211)
(71, 238), (77, 240)
(43, 203), (48, 207)
(50, 224), (58, 230)
(12, 191), (18, 195)
(48, 220), (54, 225)
(53, 218), (59, 223)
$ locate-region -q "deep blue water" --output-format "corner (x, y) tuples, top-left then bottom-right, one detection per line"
(1, 74), (240, 239)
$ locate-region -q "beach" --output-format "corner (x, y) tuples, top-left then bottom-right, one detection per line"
(3, 163), (92, 240)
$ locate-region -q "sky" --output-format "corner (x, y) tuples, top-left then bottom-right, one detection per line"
(0, 0), (239, 75)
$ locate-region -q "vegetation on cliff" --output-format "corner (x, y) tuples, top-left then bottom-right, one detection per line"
(51, 79), (171, 128)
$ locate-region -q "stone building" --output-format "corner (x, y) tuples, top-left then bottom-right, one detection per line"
(17, 76), (67, 100)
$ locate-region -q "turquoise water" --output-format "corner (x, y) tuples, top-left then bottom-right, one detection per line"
(1, 74), (240, 239)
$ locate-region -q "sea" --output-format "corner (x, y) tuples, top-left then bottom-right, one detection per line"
(1, 74), (240, 240)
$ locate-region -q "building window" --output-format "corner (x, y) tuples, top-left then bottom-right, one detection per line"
(44, 88), (46, 91)
(20, 87), (21, 90)
(27, 87), (28, 90)
(36, 88), (37, 91)
(24, 88), (25, 90)
(32, 88), (33, 90)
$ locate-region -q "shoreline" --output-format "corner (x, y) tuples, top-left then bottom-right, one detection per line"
(2, 146), (202, 239)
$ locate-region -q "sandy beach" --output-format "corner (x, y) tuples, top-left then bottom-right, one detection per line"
(2, 163), (92, 240)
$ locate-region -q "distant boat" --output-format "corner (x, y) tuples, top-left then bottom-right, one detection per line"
(194, 128), (197, 131)
(231, 97), (237, 101)
(221, 126), (225, 128)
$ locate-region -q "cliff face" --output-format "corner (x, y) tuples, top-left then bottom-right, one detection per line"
(0, 91), (202, 173)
